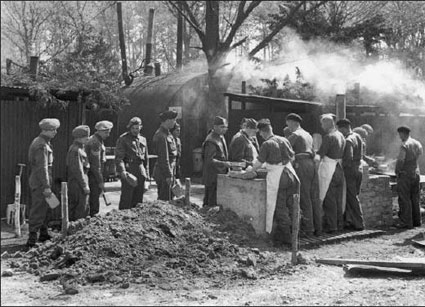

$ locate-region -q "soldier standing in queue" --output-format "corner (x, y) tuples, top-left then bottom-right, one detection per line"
(170, 122), (182, 180)
(152, 111), (178, 201)
(115, 117), (149, 209)
(285, 113), (320, 236)
(395, 126), (423, 229)
(315, 114), (346, 233)
(27, 118), (60, 248)
(86, 120), (113, 217)
(248, 119), (300, 246)
(228, 118), (259, 167)
(66, 125), (91, 221)
(202, 116), (232, 207)
(336, 119), (365, 231)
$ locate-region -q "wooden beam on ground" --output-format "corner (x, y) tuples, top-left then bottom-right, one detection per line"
(344, 265), (425, 277)
(316, 258), (425, 270)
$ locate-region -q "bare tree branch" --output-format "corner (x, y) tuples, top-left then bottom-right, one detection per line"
(167, 1), (205, 44)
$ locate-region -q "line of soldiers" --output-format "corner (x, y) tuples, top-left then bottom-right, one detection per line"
(26, 110), (180, 248)
(201, 114), (423, 246)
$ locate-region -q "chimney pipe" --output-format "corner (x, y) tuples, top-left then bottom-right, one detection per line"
(241, 81), (246, 94)
(354, 82), (360, 105)
(29, 56), (39, 80)
(117, 2), (132, 86)
(176, 1), (183, 70)
(144, 8), (155, 73)
(154, 62), (161, 76)
(335, 94), (346, 120)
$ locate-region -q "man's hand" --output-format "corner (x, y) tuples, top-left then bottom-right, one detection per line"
(225, 161), (232, 168)
(120, 171), (128, 181)
(98, 182), (105, 191)
(83, 187), (90, 195)
(42, 188), (52, 198)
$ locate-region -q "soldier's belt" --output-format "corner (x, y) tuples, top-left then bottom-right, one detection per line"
(294, 153), (314, 160)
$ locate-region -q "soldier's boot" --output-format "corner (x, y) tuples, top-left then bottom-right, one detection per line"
(26, 232), (38, 248)
(38, 226), (51, 242)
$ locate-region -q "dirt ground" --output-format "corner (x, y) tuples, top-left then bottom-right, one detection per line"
(1, 181), (425, 306)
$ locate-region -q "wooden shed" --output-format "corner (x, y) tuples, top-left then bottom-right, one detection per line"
(120, 72), (210, 177)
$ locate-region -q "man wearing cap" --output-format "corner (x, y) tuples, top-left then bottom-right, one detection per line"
(355, 124), (377, 167)
(27, 118), (60, 247)
(115, 117), (149, 209)
(228, 118), (259, 167)
(152, 111), (178, 201)
(231, 118), (260, 153)
(202, 116), (232, 207)
(316, 114), (346, 233)
(395, 126), (423, 229)
(86, 120), (113, 217)
(286, 113), (320, 236)
(247, 118), (300, 246)
(66, 125), (91, 221)
(337, 119), (365, 231)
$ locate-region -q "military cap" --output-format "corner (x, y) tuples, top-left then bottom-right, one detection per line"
(39, 118), (60, 130)
(353, 127), (368, 139)
(213, 116), (227, 126)
(95, 120), (113, 131)
(72, 125), (90, 138)
(245, 118), (258, 129)
(336, 118), (351, 128)
(397, 126), (411, 134)
(361, 124), (374, 134)
(285, 113), (302, 123)
(257, 118), (271, 129)
(127, 117), (142, 128)
(159, 110), (178, 122)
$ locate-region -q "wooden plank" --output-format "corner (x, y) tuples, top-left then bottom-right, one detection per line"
(412, 240), (425, 248)
(316, 258), (425, 270)
(344, 265), (425, 277)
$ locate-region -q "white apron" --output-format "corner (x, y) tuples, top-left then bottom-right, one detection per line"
(318, 156), (347, 212)
(264, 162), (300, 234)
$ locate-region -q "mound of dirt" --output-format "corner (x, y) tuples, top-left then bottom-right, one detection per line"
(5, 201), (292, 289)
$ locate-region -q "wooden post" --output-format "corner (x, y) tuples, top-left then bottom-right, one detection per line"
(335, 94), (346, 120)
(117, 2), (132, 85)
(185, 178), (191, 206)
(14, 176), (21, 237)
(176, 1), (183, 70)
(241, 81), (246, 94)
(291, 194), (300, 265)
(144, 8), (155, 73)
(154, 62), (161, 76)
(29, 56), (39, 80)
(61, 182), (69, 237)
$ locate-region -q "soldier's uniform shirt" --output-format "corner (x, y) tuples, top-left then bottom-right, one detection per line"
(317, 130), (346, 159)
(287, 127), (320, 234)
(85, 133), (106, 216)
(228, 130), (258, 164)
(342, 131), (365, 230)
(396, 136), (423, 228)
(115, 132), (149, 209)
(66, 141), (90, 221)
(202, 131), (228, 206)
(28, 134), (54, 233)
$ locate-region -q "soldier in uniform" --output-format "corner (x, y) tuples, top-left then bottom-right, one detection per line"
(170, 122), (182, 180)
(86, 120), (113, 217)
(286, 113), (320, 236)
(353, 126), (377, 167)
(27, 118), (60, 248)
(231, 118), (260, 153)
(337, 119), (365, 231)
(115, 117), (149, 209)
(316, 114), (346, 233)
(228, 118), (259, 167)
(152, 111), (178, 201)
(395, 126), (423, 229)
(202, 116), (232, 207)
(66, 125), (91, 221)
(248, 119), (299, 246)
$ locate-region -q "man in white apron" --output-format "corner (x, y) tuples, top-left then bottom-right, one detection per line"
(337, 119), (365, 231)
(229, 118), (259, 167)
(248, 119), (300, 246)
(315, 114), (346, 234)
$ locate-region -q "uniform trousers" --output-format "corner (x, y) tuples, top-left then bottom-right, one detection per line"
(68, 178), (89, 222)
(397, 173), (421, 228)
(322, 164), (344, 232)
(119, 162), (146, 209)
(343, 165), (364, 229)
